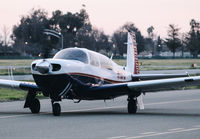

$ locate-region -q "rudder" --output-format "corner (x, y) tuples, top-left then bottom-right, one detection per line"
(126, 32), (140, 74)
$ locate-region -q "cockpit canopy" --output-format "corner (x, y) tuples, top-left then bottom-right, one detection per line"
(53, 48), (89, 64)
(54, 48), (115, 70)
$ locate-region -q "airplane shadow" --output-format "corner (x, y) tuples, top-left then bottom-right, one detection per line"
(58, 108), (200, 118)
(0, 111), (35, 116)
(0, 108), (199, 118)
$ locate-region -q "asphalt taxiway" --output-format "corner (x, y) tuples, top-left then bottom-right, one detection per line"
(0, 89), (200, 139)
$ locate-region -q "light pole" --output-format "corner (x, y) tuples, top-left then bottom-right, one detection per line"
(43, 29), (63, 50)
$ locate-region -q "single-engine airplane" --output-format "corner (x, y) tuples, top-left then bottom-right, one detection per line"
(0, 32), (200, 116)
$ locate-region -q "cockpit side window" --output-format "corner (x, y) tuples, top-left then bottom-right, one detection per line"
(99, 55), (113, 70)
(53, 48), (88, 64)
(88, 52), (99, 67)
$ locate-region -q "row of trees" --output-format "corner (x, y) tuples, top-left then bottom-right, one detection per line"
(1, 8), (200, 58)
(11, 8), (112, 58)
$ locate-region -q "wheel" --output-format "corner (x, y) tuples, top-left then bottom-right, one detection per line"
(128, 99), (137, 114)
(29, 98), (40, 114)
(52, 103), (61, 116)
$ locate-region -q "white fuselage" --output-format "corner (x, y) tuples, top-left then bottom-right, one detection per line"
(32, 48), (132, 85)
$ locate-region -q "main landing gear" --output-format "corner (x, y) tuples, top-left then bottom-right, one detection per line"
(127, 97), (137, 114)
(24, 90), (40, 114)
(51, 101), (61, 116)
(29, 98), (40, 113)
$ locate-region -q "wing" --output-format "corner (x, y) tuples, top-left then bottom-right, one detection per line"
(132, 73), (188, 80)
(88, 76), (200, 98)
(0, 79), (41, 91)
(128, 76), (200, 92)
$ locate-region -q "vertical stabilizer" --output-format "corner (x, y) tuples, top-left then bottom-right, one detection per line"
(126, 32), (140, 74)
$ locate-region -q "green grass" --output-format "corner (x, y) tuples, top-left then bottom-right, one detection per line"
(0, 88), (27, 101)
(0, 88), (45, 102)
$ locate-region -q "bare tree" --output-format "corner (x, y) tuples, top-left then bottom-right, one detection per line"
(0, 33), (3, 46)
(2, 25), (10, 46)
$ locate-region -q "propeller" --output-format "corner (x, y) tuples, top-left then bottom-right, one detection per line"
(35, 60), (51, 74)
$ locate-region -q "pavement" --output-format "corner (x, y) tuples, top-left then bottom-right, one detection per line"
(0, 89), (200, 139)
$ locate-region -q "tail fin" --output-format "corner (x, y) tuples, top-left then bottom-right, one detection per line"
(126, 32), (140, 74)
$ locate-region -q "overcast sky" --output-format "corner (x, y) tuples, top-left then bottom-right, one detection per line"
(0, 0), (200, 37)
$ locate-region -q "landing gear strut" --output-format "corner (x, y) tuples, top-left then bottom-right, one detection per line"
(24, 90), (40, 114)
(51, 101), (61, 116)
(127, 97), (137, 114)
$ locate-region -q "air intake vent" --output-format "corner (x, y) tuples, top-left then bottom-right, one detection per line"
(32, 64), (36, 70)
(52, 64), (61, 71)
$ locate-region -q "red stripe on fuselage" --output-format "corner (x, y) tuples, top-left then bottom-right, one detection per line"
(69, 72), (130, 84)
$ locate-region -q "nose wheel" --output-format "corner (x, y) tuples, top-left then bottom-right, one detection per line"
(52, 102), (61, 116)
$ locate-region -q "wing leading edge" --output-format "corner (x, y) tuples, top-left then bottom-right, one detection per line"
(132, 73), (188, 80)
(0, 79), (40, 91)
(88, 76), (200, 98)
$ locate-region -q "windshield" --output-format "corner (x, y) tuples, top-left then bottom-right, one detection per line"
(53, 48), (88, 64)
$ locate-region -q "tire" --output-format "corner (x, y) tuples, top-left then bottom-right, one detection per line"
(128, 100), (137, 114)
(30, 98), (40, 114)
(52, 103), (61, 116)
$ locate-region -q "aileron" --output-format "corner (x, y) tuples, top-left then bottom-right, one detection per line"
(128, 76), (200, 92)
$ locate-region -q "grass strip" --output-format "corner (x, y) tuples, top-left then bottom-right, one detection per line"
(0, 88), (45, 102)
